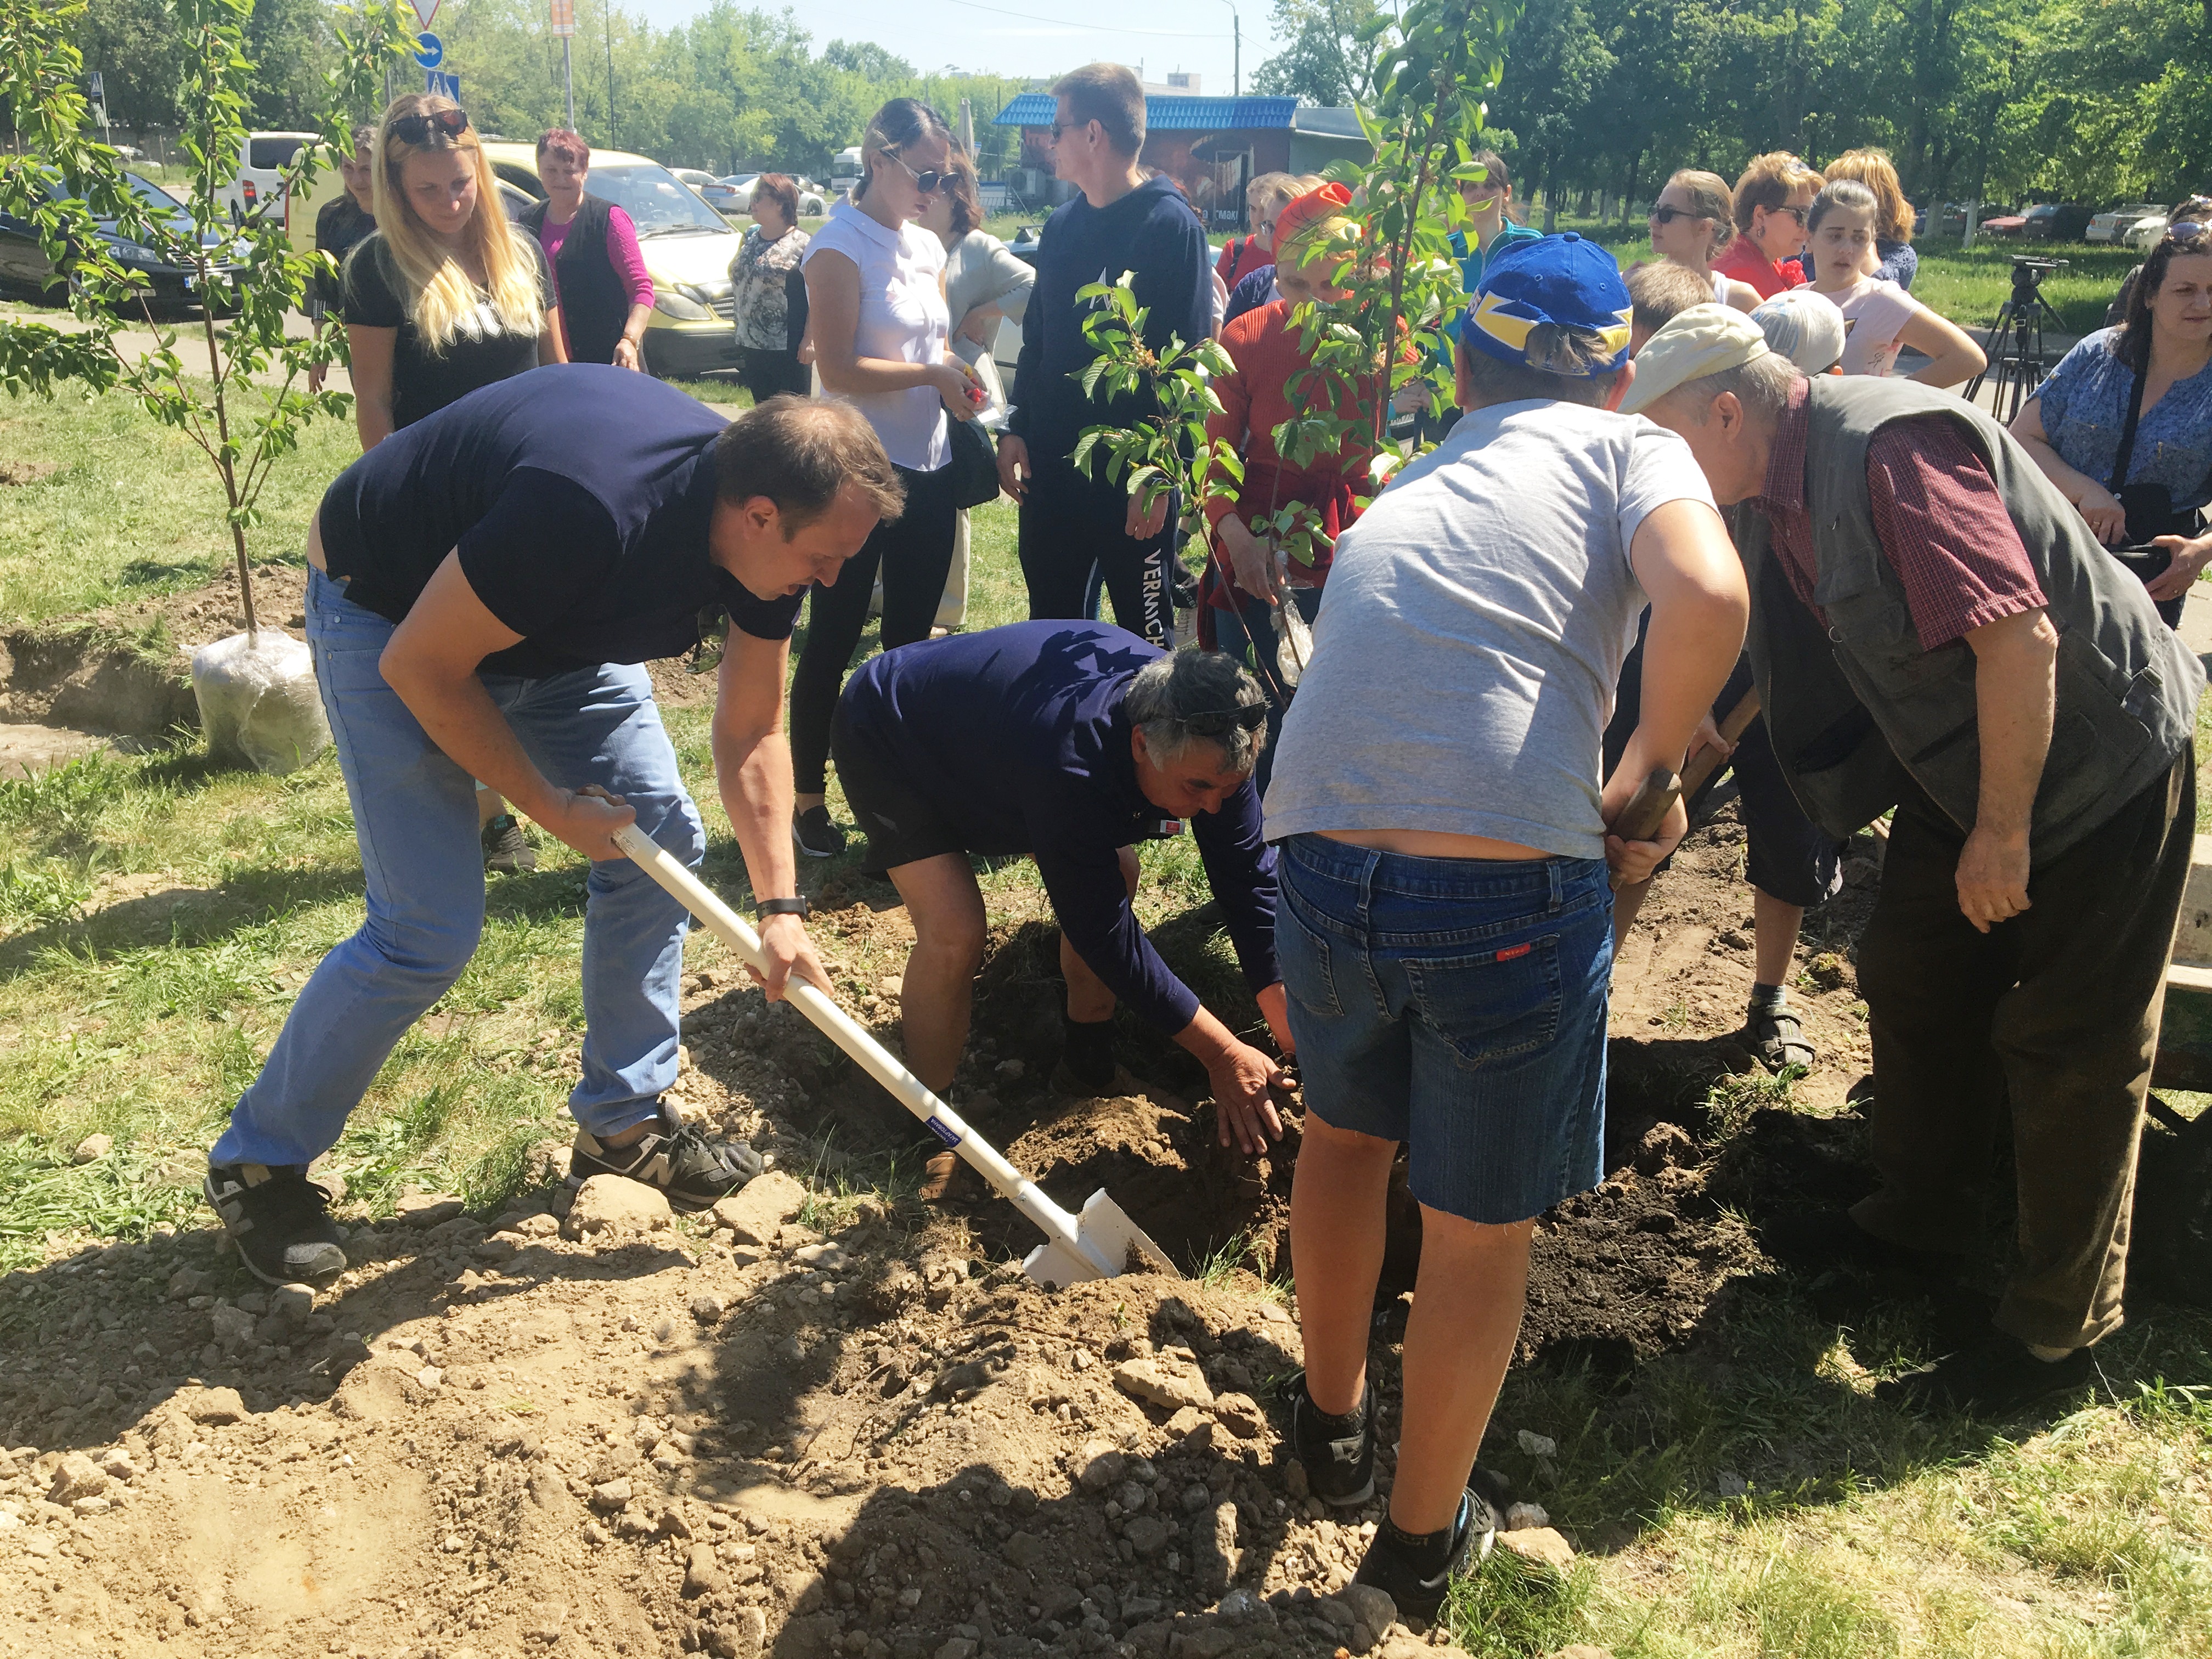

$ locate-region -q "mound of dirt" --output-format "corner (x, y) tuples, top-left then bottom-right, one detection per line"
(0, 742), (1891, 1657)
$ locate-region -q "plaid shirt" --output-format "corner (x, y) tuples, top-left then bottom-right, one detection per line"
(1753, 379), (2047, 650)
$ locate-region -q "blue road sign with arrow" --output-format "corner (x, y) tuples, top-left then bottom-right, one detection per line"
(413, 32), (443, 69)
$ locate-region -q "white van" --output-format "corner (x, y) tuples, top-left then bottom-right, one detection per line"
(830, 146), (864, 198)
(217, 131), (323, 232)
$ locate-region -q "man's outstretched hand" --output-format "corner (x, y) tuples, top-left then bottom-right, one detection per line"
(1207, 1039), (1287, 1156)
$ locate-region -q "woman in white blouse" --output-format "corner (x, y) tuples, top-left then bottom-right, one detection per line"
(791, 97), (980, 858)
(916, 147), (1033, 629)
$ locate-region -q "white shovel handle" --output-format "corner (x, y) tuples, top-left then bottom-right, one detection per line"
(611, 825), (1117, 1277)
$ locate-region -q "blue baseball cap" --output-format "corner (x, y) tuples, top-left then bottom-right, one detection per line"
(1456, 233), (1633, 375)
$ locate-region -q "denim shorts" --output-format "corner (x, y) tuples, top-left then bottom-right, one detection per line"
(1277, 833), (1612, 1224)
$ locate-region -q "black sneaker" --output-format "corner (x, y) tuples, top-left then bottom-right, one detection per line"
(482, 813), (537, 874)
(204, 1163), (347, 1286)
(1051, 1015), (1117, 1097)
(1758, 1208), (1960, 1278)
(569, 1107), (765, 1212)
(793, 805), (845, 859)
(1288, 1369), (1375, 1505)
(1352, 1480), (1503, 1623)
(1875, 1338), (2095, 1415)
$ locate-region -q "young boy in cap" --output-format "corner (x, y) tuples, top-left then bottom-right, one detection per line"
(1262, 238), (1747, 1611)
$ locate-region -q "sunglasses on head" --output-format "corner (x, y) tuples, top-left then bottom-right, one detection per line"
(2168, 222), (2208, 242)
(390, 107), (470, 146)
(1649, 205), (1709, 225)
(1180, 705), (1269, 738)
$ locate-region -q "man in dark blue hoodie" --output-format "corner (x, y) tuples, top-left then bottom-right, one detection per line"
(995, 63), (1213, 650)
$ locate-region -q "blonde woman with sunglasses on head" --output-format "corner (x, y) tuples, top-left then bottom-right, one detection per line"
(344, 95), (565, 453)
(344, 94), (568, 875)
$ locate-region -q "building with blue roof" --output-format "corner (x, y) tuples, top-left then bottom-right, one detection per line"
(992, 88), (1370, 230)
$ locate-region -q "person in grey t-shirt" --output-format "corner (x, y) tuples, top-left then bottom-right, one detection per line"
(1263, 235), (1747, 1616)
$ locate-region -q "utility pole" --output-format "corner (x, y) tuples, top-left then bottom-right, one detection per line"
(551, 0), (575, 129)
(1219, 0), (1239, 95)
(604, 0), (617, 148)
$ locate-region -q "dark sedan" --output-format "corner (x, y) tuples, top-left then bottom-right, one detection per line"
(0, 170), (244, 314)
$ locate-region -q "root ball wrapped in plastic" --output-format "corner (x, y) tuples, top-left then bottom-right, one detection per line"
(191, 630), (332, 775)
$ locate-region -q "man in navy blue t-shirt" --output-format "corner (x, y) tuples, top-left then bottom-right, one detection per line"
(202, 365), (905, 1287)
(832, 621), (1291, 1156)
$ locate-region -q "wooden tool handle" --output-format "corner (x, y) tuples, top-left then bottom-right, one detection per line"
(1611, 766), (1683, 844)
(1678, 688), (1763, 801)
(1607, 766), (1681, 893)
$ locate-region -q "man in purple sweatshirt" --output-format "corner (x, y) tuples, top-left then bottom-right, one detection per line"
(995, 63), (1213, 650)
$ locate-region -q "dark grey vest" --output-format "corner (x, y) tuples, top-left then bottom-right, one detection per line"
(1737, 376), (2203, 861)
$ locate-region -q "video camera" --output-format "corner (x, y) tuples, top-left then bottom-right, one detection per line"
(2011, 255), (2068, 291)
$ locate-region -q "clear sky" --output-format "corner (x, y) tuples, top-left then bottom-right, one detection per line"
(618, 0), (1286, 96)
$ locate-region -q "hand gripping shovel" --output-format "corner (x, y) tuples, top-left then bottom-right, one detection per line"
(612, 824), (1180, 1290)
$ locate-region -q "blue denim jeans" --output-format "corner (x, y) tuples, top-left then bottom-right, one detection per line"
(1277, 833), (1613, 1224)
(210, 568), (704, 1169)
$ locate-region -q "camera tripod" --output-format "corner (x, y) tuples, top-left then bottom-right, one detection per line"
(1963, 257), (2070, 422)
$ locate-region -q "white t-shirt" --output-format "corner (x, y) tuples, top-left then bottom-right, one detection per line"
(802, 200), (950, 471)
(1263, 399), (1717, 860)
(1810, 276), (1918, 377)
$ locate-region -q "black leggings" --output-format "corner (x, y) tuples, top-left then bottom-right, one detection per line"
(738, 348), (811, 404)
(790, 461), (958, 795)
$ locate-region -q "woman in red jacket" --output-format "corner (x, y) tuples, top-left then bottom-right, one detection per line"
(1201, 183), (1398, 789)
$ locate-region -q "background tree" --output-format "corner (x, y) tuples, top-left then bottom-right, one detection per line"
(1252, 0), (1390, 105)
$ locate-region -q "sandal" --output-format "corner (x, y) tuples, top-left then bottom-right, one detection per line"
(1748, 1005), (1815, 1073)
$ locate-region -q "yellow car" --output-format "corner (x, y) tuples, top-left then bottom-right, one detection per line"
(291, 139), (746, 379)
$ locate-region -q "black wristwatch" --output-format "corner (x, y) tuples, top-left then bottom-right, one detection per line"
(755, 897), (811, 920)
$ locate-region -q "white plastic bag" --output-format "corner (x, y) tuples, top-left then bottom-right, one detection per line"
(191, 629), (331, 775)
(1275, 552), (1314, 689)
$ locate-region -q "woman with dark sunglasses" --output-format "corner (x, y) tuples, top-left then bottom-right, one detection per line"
(2014, 222), (2212, 625)
(1712, 151), (1822, 300)
(1646, 170), (1762, 312)
(791, 97), (980, 858)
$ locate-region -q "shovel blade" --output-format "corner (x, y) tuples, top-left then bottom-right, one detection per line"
(1021, 1188), (1184, 1290)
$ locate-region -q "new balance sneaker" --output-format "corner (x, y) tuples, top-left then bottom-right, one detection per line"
(1288, 1369), (1375, 1506)
(570, 1107), (765, 1212)
(482, 813), (538, 874)
(204, 1163), (347, 1286)
(1351, 1479), (1505, 1623)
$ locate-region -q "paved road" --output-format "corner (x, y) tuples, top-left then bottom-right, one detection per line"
(0, 300), (350, 394)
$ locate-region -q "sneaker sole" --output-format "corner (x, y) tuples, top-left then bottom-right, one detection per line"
(565, 1166), (729, 1216)
(792, 825), (841, 860)
(1321, 1478), (1376, 1507)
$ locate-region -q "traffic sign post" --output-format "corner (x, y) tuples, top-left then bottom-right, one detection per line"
(409, 0), (441, 28)
(551, 0), (575, 130)
(412, 32), (443, 70)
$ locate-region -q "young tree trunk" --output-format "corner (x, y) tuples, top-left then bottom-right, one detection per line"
(200, 301), (257, 639)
